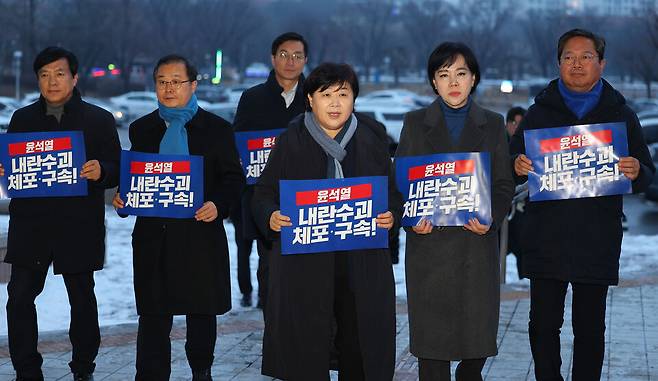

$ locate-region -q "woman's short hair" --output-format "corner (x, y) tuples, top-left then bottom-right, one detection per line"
(303, 63), (359, 109)
(426, 42), (480, 95)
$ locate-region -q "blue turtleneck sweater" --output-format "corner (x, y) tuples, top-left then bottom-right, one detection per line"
(440, 97), (471, 145)
(558, 78), (603, 120)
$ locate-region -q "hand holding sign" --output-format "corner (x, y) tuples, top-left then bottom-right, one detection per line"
(113, 192), (124, 209)
(619, 156), (640, 180)
(194, 201), (217, 222)
(514, 154), (534, 176)
(412, 218), (433, 234)
(81, 160), (101, 181)
(375, 211), (394, 230)
(463, 217), (490, 235)
(0, 163), (4, 177)
(270, 210), (291, 232)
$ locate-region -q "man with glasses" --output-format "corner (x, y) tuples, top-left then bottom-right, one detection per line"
(509, 29), (655, 380)
(113, 54), (244, 380)
(232, 32), (308, 312)
(2, 46), (121, 381)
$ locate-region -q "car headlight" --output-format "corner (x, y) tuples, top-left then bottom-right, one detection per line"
(114, 111), (124, 119)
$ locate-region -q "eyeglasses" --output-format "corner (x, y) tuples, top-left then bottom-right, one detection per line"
(156, 79), (192, 89)
(276, 51), (306, 62)
(560, 53), (598, 65)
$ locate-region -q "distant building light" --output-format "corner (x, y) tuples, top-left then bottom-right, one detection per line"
(110, 69), (121, 76)
(500, 80), (513, 94)
(108, 64), (116, 70)
(92, 69), (106, 78)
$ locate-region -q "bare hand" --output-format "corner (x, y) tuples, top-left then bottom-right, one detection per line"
(619, 156), (640, 180)
(112, 192), (124, 209)
(375, 211), (394, 230)
(81, 160), (101, 181)
(514, 154), (533, 176)
(269, 210), (291, 232)
(0, 163), (4, 177)
(411, 218), (433, 235)
(463, 218), (490, 235)
(195, 201), (218, 222)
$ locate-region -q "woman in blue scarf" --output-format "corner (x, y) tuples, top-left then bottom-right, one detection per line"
(113, 55), (245, 380)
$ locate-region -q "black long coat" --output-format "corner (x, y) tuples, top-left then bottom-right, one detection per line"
(509, 79), (655, 285)
(233, 70), (306, 239)
(128, 108), (245, 315)
(5, 89), (121, 274)
(252, 114), (401, 380)
(395, 99), (514, 360)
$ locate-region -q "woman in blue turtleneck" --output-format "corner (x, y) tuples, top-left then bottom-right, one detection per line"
(395, 42), (514, 381)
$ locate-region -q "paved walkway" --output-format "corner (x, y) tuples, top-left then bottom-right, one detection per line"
(0, 282), (656, 381)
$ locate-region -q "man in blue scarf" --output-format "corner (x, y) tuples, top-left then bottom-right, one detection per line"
(509, 29), (655, 381)
(114, 55), (244, 381)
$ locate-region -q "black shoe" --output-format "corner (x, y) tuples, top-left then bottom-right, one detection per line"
(192, 369), (212, 381)
(72, 372), (94, 381)
(240, 293), (252, 307)
(256, 298), (264, 309)
(16, 376), (44, 381)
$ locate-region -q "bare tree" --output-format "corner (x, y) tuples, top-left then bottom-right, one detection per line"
(400, 1), (450, 73)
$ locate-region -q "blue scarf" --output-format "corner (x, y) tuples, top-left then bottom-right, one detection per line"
(158, 94), (199, 155)
(558, 79), (602, 120)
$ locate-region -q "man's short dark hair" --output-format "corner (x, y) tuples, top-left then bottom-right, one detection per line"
(33, 46), (78, 77)
(303, 63), (359, 110)
(271, 32), (308, 57)
(506, 106), (526, 123)
(152, 54), (198, 82)
(557, 28), (606, 62)
(427, 42), (480, 95)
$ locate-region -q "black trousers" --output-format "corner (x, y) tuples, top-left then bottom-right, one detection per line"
(6, 265), (100, 377)
(418, 358), (486, 381)
(529, 278), (608, 381)
(135, 314), (217, 380)
(256, 239), (270, 308)
(230, 203), (254, 296)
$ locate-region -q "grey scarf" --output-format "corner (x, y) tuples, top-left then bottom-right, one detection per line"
(304, 111), (357, 178)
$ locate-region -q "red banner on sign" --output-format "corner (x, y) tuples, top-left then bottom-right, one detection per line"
(130, 161), (191, 174)
(408, 159), (474, 180)
(295, 183), (372, 205)
(539, 129), (612, 153)
(8, 137), (72, 156)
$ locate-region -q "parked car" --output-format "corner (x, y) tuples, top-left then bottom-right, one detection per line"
(21, 92), (41, 106)
(109, 91), (158, 121)
(358, 89), (433, 108)
(204, 102), (237, 123)
(110, 91), (212, 122)
(224, 85), (250, 103)
(196, 85), (229, 103)
(355, 104), (413, 153)
(0, 111), (11, 130)
(84, 97), (129, 127)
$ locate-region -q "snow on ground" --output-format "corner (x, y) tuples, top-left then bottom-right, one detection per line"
(0, 209), (657, 334)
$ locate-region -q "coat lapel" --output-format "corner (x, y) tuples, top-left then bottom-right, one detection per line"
(423, 98), (455, 153)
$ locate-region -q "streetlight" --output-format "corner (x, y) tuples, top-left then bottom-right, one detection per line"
(13, 50), (23, 101)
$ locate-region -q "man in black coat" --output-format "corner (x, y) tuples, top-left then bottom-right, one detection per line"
(231, 32), (307, 309)
(510, 29), (655, 381)
(2, 47), (121, 381)
(113, 55), (244, 381)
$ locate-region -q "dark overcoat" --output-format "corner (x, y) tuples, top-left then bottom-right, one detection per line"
(395, 99), (514, 360)
(252, 114), (400, 380)
(5, 88), (121, 274)
(128, 108), (245, 315)
(233, 70), (306, 240)
(509, 79), (655, 285)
